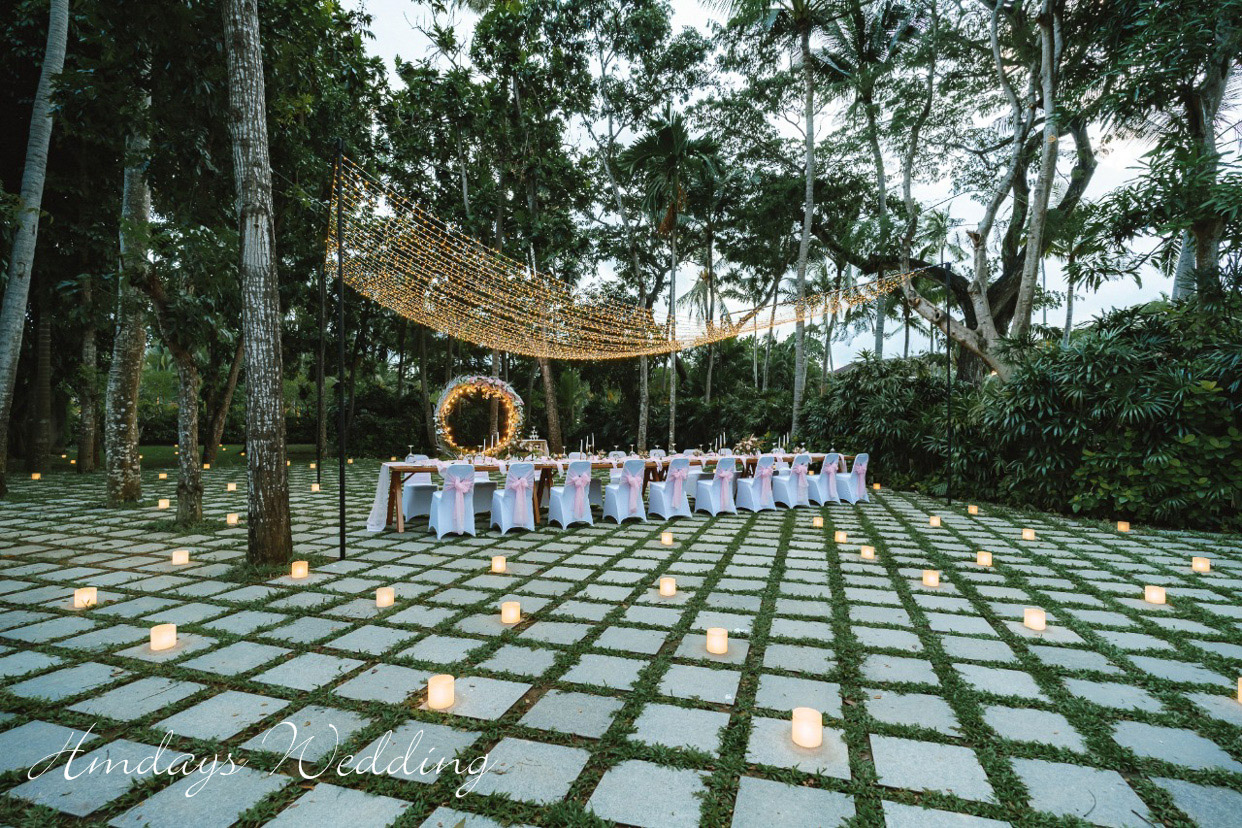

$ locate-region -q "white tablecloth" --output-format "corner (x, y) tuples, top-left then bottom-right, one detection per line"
(366, 462), (400, 532)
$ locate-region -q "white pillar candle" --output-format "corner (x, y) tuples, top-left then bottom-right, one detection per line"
(347, 458), (353, 464)
(1192, 556), (1211, 573)
(833, 529), (846, 543)
(706, 627), (728, 655)
(150, 623), (177, 652)
(427, 674), (454, 710)
(73, 587), (97, 610)
(390, 456), (397, 462)
(291, 560), (309, 579)
(227, 482), (237, 492)
(659, 577), (677, 597)
(977, 550), (992, 567)
(501, 601), (521, 624)
(928, 516), (941, 527)
(158, 472), (167, 480)
(491, 556), (507, 574)
(202, 463), (210, 470)
(922, 570), (940, 587)
(791, 707), (823, 749)
(171, 549), (190, 565)
(1024, 607), (1046, 631)
(376, 587), (395, 608)
(661, 531), (674, 546)
(968, 504), (979, 515)
(1022, 528), (1036, 540)
(812, 516), (824, 529)
(1117, 520), (1130, 532)
(311, 483), (320, 492)
(226, 513), (238, 525)
(158, 499), (170, 510)
(872, 482), (881, 490)
(1144, 585), (1166, 605)
(309, 462), (317, 469)
(860, 545), (876, 560)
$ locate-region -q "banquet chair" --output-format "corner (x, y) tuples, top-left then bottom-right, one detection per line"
(720, 448), (734, 457)
(549, 460), (595, 528)
(567, 451), (586, 460)
(736, 454), (777, 512)
(648, 456), (691, 519)
(604, 457), (648, 523)
(695, 456), (737, 516)
(814, 453), (844, 504)
(649, 448), (667, 459)
(401, 454), (436, 521)
(429, 464), (477, 539)
(491, 462), (536, 534)
(469, 455), (497, 514)
(773, 453), (813, 508)
(836, 453), (869, 504)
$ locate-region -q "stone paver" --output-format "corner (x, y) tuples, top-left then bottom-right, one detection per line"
(9, 738), (159, 817)
(870, 734), (995, 802)
(631, 702), (731, 754)
(266, 783), (410, 827)
(520, 690), (623, 738)
(109, 765), (288, 828)
(1013, 757), (1150, 827)
(469, 737), (590, 803)
(732, 776), (855, 827)
(588, 760), (707, 828)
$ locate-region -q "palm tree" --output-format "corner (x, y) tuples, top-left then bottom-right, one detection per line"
(621, 108), (715, 450)
(0, 0), (69, 497)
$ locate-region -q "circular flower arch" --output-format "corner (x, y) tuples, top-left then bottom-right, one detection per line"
(434, 375), (526, 456)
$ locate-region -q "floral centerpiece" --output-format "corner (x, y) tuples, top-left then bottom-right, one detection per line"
(733, 435), (766, 455)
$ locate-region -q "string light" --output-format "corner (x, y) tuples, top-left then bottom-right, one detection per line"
(326, 156), (915, 360)
(435, 375), (524, 456)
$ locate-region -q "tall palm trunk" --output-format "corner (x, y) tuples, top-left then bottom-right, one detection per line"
(667, 231), (677, 449)
(489, 348), (500, 441)
(539, 357), (562, 453)
(30, 304), (52, 472)
(637, 354), (649, 452)
(418, 325), (435, 448)
(1062, 279), (1075, 347)
(223, 0), (291, 564)
(791, 26), (815, 438)
(77, 275), (98, 472)
(105, 132), (151, 505)
(202, 337), (243, 465)
(172, 355), (203, 524)
(0, 0), (69, 496)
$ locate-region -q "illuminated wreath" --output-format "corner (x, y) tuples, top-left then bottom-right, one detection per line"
(434, 375), (525, 457)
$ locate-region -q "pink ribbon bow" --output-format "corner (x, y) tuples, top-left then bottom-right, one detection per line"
(446, 476), (473, 532)
(507, 475), (531, 524)
(568, 471), (591, 518)
(825, 467), (838, 500)
(853, 461), (867, 493)
(756, 465), (774, 505)
(716, 469), (734, 510)
(622, 471), (644, 515)
(792, 464), (808, 500)
(667, 467), (688, 505)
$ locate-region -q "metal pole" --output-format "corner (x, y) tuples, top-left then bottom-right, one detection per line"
(316, 263), (324, 486)
(335, 139), (347, 560)
(944, 261), (952, 506)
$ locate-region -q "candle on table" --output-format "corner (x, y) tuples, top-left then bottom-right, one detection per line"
(1144, 585), (1166, 605)
(427, 674), (454, 710)
(73, 587), (97, 609)
(1192, 556), (1211, 573)
(150, 624), (177, 652)
(171, 550), (190, 565)
(922, 570), (940, 587)
(1024, 607), (1046, 631)
(706, 627), (728, 655)
(291, 560), (309, 579)
(501, 601), (521, 624)
(791, 707), (823, 749)
(659, 577), (676, 597)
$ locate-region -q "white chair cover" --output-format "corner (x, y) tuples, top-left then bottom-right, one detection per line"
(835, 453), (869, 504)
(491, 462), (536, 534)
(649, 448), (667, 459)
(773, 453), (812, 508)
(695, 456), (737, 516)
(736, 454), (777, 512)
(549, 459), (595, 528)
(648, 456), (691, 519)
(400, 454), (436, 521)
(428, 463), (477, 538)
(815, 453), (842, 504)
(603, 457), (648, 523)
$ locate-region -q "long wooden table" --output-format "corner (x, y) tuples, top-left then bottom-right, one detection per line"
(383, 453), (847, 531)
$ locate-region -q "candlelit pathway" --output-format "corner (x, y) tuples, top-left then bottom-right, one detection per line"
(0, 463), (1240, 826)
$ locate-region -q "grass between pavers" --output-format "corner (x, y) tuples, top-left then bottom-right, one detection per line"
(0, 464), (1240, 826)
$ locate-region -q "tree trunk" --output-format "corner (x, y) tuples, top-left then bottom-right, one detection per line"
(418, 325), (435, 448)
(105, 132), (151, 506)
(396, 321), (407, 397)
(1062, 278), (1075, 347)
(173, 354), (203, 525)
(667, 232), (677, 450)
(77, 275), (98, 473)
(223, 0), (292, 564)
(1171, 230), (1195, 300)
(539, 357), (562, 453)
(30, 304), (52, 473)
(762, 276), (778, 392)
(0, 0), (69, 496)
(823, 310), (835, 385)
(489, 347), (500, 441)
(637, 354), (648, 452)
(792, 26), (814, 438)
(203, 337), (243, 465)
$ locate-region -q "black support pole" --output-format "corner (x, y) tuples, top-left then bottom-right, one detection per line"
(944, 261), (952, 506)
(316, 263), (324, 487)
(335, 139), (347, 560)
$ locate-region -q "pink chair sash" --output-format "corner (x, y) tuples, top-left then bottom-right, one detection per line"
(506, 476), (531, 524)
(445, 476), (473, 532)
(756, 465), (774, 505)
(825, 468), (838, 500)
(853, 462), (867, 493)
(716, 469), (734, 509)
(792, 464), (808, 500)
(568, 472), (591, 518)
(622, 471), (644, 515)
(667, 467), (688, 505)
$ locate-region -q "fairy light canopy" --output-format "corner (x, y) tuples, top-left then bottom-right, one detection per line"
(327, 156), (912, 361)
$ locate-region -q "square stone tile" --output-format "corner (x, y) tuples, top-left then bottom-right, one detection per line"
(6, 661), (128, 701)
(469, 737), (589, 803)
(595, 625), (668, 655)
(157, 690), (289, 741)
(562, 653), (646, 690)
(983, 706), (1084, 751)
(254, 652), (364, 691)
(0, 721), (96, 774)
(242, 704), (369, 760)
(325, 624), (413, 656)
(870, 734), (995, 802)
(266, 782), (410, 827)
(866, 689), (960, 736)
(1112, 721), (1242, 772)
(1153, 776), (1242, 828)
(9, 738), (159, 816)
(477, 643), (558, 677)
(631, 702), (731, 754)
(659, 664), (741, 705)
(732, 776), (855, 827)
(955, 663), (1046, 700)
(427, 675), (531, 720)
(587, 760), (706, 828)
(1013, 757), (1150, 827)
(345, 721), (480, 784)
(754, 675), (842, 718)
(110, 764), (288, 828)
(334, 663), (431, 703)
(69, 676), (204, 721)
(180, 640), (290, 676)
(882, 801), (1011, 827)
(520, 690), (623, 738)
(745, 716), (850, 777)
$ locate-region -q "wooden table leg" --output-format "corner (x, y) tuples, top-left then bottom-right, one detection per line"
(396, 475), (405, 534)
(533, 468), (553, 524)
(386, 470), (398, 528)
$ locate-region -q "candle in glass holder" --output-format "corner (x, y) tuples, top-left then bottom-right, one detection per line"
(347, 458), (354, 465)
(157, 498), (170, 510)
(1022, 528), (1036, 540)
(833, 530), (846, 543)
(501, 601), (521, 624)
(309, 462), (317, 469)
(31, 472), (42, 481)
(976, 550), (993, 567)
(928, 515), (941, 527)
(427, 674), (454, 710)
(706, 627), (728, 655)
(491, 556), (507, 574)
(227, 482), (237, 492)
(872, 483), (881, 491)
(1192, 556), (1211, 573)
(860, 545), (876, 560)
(791, 707), (823, 749)
(376, 587), (395, 608)
(968, 504), (979, 515)
(1117, 520), (1130, 532)
(226, 513), (239, 526)
(659, 577), (677, 597)
(291, 560), (308, 579)
(661, 531), (674, 546)
(158, 472), (167, 480)
(1024, 607), (1046, 631)
(311, 483), (320, 492)
(171, 549), (190, 565)
(150, 623), (177, 652)
(1144, 585), (1166, 605)
(390, 456), (397, 462)
(73, 587), (97, 609)
(922, 570), (940, 587)
(812, 516), (824, 529)
(202, 463), (210, 470)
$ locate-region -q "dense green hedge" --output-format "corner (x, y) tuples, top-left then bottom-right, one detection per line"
(804, 300), (1242, 532)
